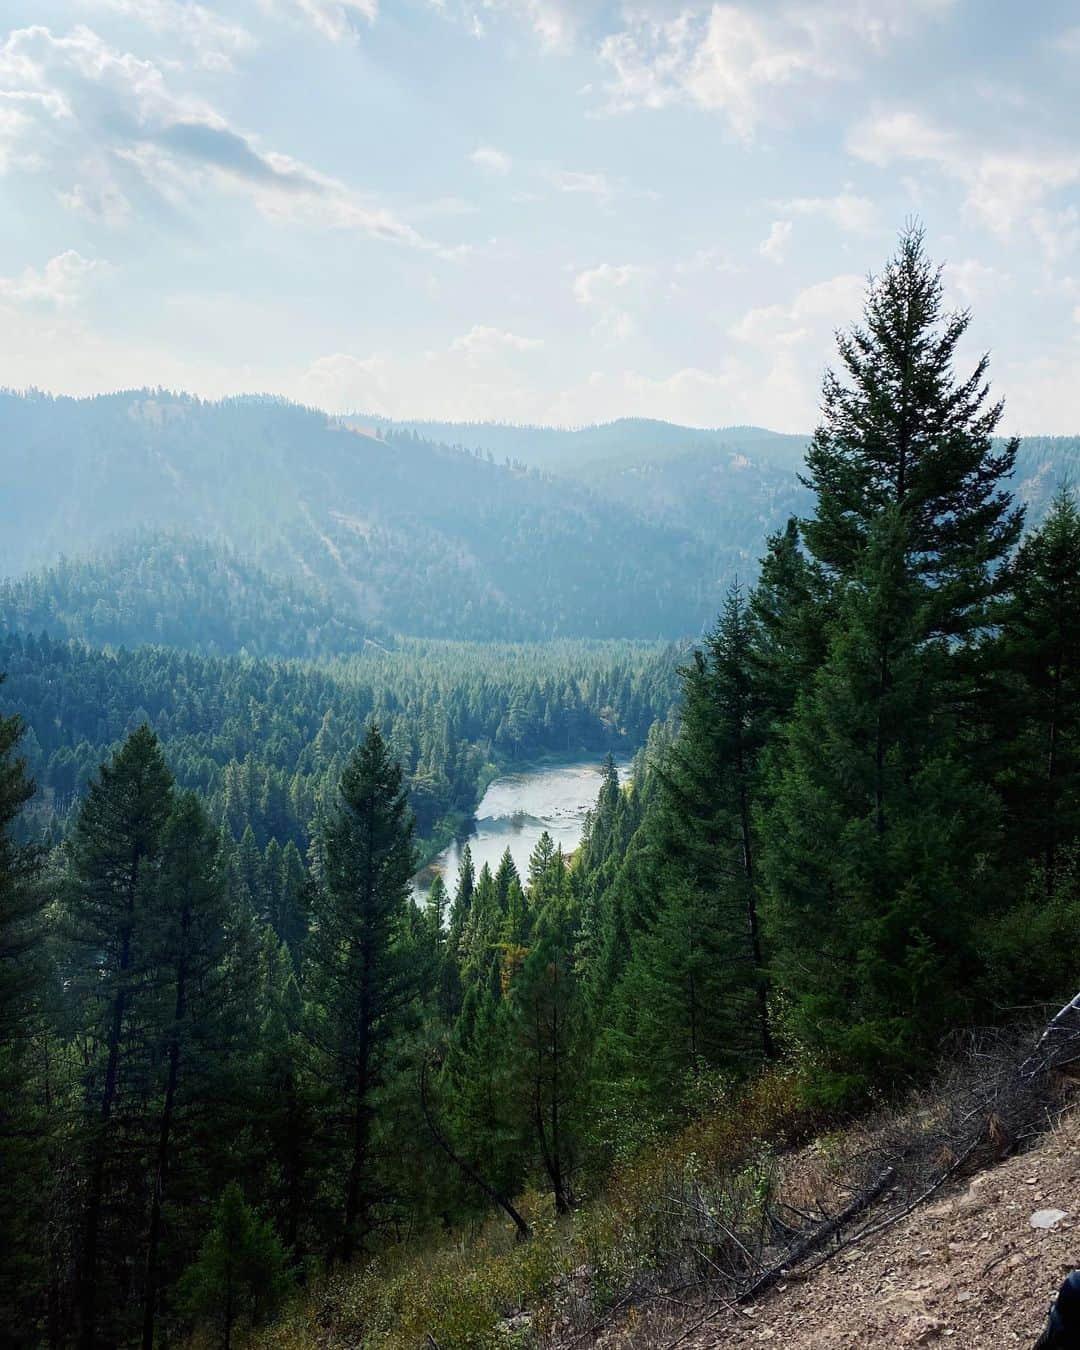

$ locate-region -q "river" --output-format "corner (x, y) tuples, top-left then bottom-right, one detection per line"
(413, 755), (630, 899)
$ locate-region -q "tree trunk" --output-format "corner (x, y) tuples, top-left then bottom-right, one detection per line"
(78, 917), (132, 1350)
(141, 919), (189, 1350)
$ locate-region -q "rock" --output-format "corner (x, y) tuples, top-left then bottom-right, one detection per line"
(905, 1315), (945, 1344)
(1031, 1208), (1070, 1230)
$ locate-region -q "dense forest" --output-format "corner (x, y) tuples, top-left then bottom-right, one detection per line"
(0, 534), (375, 658)
(3, 230), (1080, 1349)
(0, 635), (679, 850)
(0, 394), (727, 640)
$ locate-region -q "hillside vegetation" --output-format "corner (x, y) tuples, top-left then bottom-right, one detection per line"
(3, 230), (1080, 1350)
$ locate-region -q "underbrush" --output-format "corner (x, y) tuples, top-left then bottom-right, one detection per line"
(225, 1011), (1078, 1350)
(254, 1068), (814, 1350)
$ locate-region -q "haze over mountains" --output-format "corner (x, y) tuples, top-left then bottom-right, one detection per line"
(2, 389), (1078, 647)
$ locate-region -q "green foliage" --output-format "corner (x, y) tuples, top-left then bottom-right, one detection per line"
(305, 723), (418, 1260)
(179, 1183), (291, 1349)
(0, 533), (370, 658)
(6, 228), (1080, 1350)
(0, 631), (679, 851)
(0, 693), (48, 1345)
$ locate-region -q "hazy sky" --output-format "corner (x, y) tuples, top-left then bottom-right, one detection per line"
(1, 0), (1078, 432)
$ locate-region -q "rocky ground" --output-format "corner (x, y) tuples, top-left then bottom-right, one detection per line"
(680, 1112), (1080, 1348)
(576, 1110), (1080, 1348)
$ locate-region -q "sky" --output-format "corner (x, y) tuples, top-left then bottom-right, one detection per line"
(0, 0), (1078, 434)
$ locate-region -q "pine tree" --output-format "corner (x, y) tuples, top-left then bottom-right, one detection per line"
(0, 694), (48, 1345)
(509, 901), (586, 1214)
(994, 488), (1080, 892)
(764, 510), (999, 1096)
(66, 726), (174, 1349)
(761, 229), (1022, 1098)
(306, 723), (417, 1260)
(657, 586), (774, 1059)
(178, 1182), (290, 1350)
(801, 224), (1022, 639)
(141, 792), (228, 1350)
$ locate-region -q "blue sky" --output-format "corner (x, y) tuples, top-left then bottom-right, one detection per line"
(1, 0), (1078, 431)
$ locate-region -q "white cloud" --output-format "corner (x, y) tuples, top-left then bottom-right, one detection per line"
(76, 0), (254, 69)
(58, 177), (132, 225)
(470, 145), (511, 174)
(449, 324), (543, 359)
(550, 168), (611, 198)
(433, 1), (575, 50)
(848, 110), (1080, 252)
(573, 262), (646, 342)
(288, 0), (378, 41)
(0, 24), (429, 247)
(572, 261), (641, 307)
(759, 219), (792, 264)
(782, 192), (877, 233)
(296, 325), (544, 419)
(599, 1), (954, 140)
(946, 258), (1008, 306)
(0, 250), (111, 307)
(732, 273), (864, 347)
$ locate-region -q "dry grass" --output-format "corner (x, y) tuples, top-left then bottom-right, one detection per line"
(225, 1013), (1080, 1350)
(248, 1070), (813, 1350)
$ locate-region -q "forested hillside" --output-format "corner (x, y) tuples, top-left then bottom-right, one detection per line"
(3, 231), (1080, 1350)
(0, 534), (373, 658)
(4, 397), (1077, 647)
(0, 394), (721, 640)
(0, 634), (678, 849)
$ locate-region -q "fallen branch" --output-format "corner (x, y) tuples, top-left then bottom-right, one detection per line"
(418, 1052), (531, 1242)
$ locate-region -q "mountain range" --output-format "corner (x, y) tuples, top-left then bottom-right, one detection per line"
(2, 390), (1076, 646)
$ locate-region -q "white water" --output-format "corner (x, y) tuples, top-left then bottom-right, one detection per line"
(414, 755), (629, 898)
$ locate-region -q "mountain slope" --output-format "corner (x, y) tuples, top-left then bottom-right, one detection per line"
(4, 392), (1077, 642)
(0, 533), (371, 658)
(0, 392), (723, 639)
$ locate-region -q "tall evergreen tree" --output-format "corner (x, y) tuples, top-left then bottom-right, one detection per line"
(66, 726), (174, 1349)
(306, 723), (417, 1261)
(0, 693), (47, 1346)
(994, 487), (1080, 891)
(765, 510), (1000, 1096)
(141, 792), (228, 1350)
(800, 224), (1022, 640)
(510, 901), (586, 1214)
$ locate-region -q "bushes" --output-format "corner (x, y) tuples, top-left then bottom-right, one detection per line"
(253, 1068), (813, 1350)
(179, 1184), (292, 1350)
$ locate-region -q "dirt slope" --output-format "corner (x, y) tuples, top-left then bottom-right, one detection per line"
(683, 1114), (1080, 1348)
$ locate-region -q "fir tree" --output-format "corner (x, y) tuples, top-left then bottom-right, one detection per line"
(995, 488), (1080, 892)
(178, 1183), (290, 1350)
(801, 224), (1022, 639)
(0, 694), (47, 1345)
(66, 726), (174, 1349)
(306, 723), (417, 1260)
(140, 792), (228, 1350)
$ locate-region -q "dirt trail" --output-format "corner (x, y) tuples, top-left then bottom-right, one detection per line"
(683, 1113), (1080, 1348)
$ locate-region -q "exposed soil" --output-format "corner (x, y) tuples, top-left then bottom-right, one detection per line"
(677, 1112), (1080, 1348)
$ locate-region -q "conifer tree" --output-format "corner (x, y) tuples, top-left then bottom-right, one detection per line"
(765, 510), (999, 1094)
(306, 723), (416, 1260)
(66, 726), (174, 1349)
(0, 694), (47, 1344)
(762, 229), (1022, 1096)
(141, 792), (228, 1350)
(995, 488), (1080, 891)
(178, 1182), (289, 1350)
(801, 224), (1022, 638)
(510, 901), (586, 1214)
